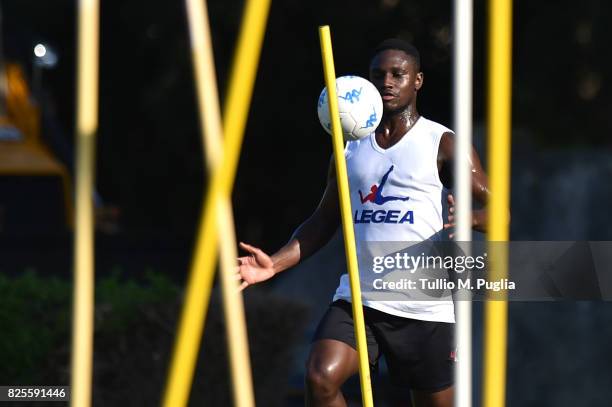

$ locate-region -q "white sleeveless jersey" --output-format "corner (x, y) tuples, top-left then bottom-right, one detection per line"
(333, 116), (455, 323)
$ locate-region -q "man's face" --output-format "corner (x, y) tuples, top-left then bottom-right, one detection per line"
(369, 49), (423, 113)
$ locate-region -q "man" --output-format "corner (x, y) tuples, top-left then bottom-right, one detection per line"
(236, 39), (489, 407)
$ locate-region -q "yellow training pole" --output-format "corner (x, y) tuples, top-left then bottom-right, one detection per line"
(185, 0), (255, 406)
(162, 0), (270, 405)
(71, 0), (99, 406)
(483, 0), (512, 406)
(318, 26), (374, 407)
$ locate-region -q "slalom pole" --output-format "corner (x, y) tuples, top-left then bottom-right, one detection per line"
(483, 0), (513, 406)
(162, 0), (256, 406)
(162, 0), (270, 405)
(318, 25), (374, 407)
(453, 0), (474, 405)
(70, 0), (99, 405)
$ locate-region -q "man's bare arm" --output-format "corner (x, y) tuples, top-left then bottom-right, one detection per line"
(270, 159), (341, 273)
(438, 132), (490, 233)
(237, 159), (340, 289)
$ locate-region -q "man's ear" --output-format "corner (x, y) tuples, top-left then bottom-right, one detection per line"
(415, 72), (424, 91)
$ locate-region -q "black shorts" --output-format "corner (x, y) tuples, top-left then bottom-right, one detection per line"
(312, 300), (455, 392)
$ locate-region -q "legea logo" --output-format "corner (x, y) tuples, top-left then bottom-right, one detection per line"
(354, 165), (413, 224)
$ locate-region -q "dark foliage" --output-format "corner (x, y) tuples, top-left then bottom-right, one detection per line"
(0, 272), (308, 405)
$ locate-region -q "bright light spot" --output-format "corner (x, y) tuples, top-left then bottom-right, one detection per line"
(34, 44), (47, 58)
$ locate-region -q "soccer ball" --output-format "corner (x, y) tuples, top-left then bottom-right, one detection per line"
(317, 75), (383, 141)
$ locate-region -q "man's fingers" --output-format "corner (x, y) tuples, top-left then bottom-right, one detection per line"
(237, 256), (254, 265)
(449, 206), (455, 214)
(443, 223), (456, 229)
(239, 281), (249, 291)
(239, 241), (256, 252)
(447, 193), (455, 205)
(240, 241), (264, 257)
(239, 241), (260, 253)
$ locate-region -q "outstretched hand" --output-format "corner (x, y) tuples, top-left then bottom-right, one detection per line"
(236, 242), (276, 291)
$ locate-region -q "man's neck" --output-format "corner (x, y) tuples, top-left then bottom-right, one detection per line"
(378, 104), (420, 140)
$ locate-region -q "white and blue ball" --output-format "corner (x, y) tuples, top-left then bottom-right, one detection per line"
(317, 75), (383, 141)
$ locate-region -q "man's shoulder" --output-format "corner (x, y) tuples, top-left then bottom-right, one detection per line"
(419, 116), (454, 137)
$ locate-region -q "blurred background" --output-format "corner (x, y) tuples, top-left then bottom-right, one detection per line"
(0, 0), (611, 405)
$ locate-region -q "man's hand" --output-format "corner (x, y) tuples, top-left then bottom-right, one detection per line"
(443, 193), (488, 238)
(236, 242), (276, 291)
(443, 193), (457, 239)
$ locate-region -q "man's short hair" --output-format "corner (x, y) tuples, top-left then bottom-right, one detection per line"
(374, 39), (421, 71)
